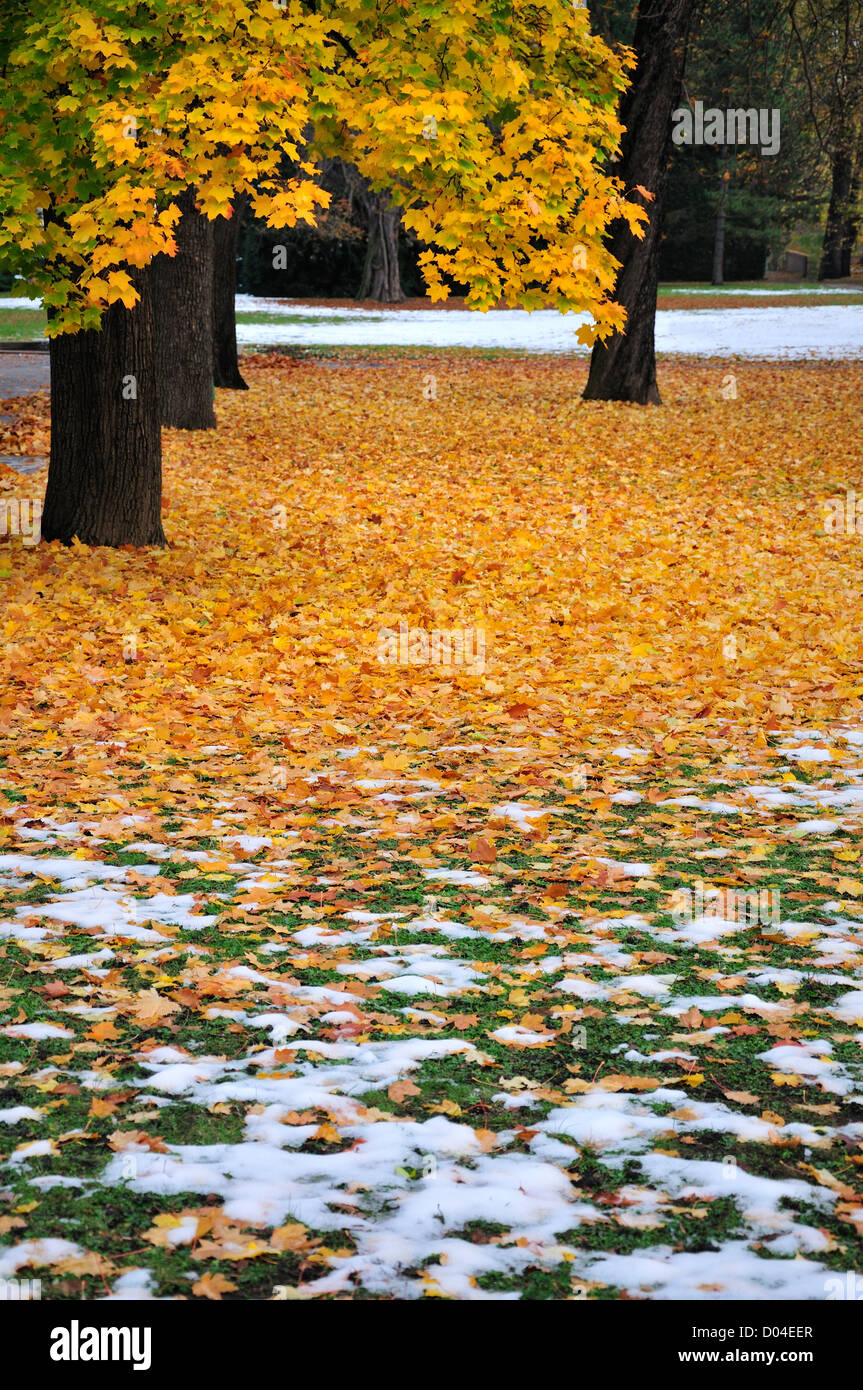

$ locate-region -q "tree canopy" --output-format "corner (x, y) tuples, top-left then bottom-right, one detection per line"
(0, 0), (646, 341)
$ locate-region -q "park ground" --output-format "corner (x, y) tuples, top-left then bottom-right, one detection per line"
(0, 350), (862, 1300)
(2, 282), (863, 356)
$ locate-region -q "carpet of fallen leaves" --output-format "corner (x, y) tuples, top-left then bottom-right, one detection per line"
(1, 355), (863, 1301)
(0, 393), (49, 457)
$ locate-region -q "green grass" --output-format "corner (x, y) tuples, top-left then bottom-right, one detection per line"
(242, 343), (532, 360)
(0, 306), (47, 340)
(657, 280), (863, 294)
(236, 311), (384, 327)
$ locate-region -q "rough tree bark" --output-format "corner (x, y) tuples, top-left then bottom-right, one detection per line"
(344, 166), (405, 302)
(41, 266), (165, 547)
(357, 200), (404, 301)
(213, 192), (248, 390)
(583, 0), (701, 404)
(152, 187), (216, 428)
(820, 150), (855, 279)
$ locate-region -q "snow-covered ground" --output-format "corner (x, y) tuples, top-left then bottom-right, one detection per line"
(2, 725), (863, 1299)
(233, 297), (863, 358)
(653, 286), (859, 295)
(0, 298), (44, 310)
(3, 293), (863, 359)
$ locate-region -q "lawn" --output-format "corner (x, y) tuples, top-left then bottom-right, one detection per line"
(0, 307), (48, 341)
(0, 355), (862, 1301)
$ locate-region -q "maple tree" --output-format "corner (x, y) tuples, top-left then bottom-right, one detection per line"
(583, 0), (702, 404)
(1, 3), (862, 1331)
(0, 0), (644, 545)
(1, 1), (334, 542)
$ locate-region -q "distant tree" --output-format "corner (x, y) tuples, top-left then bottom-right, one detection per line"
(789, 0), (863, 279)
(213, 194), (249, 392)
(343, 165), (405, 302)
(669, 0), (814, 285)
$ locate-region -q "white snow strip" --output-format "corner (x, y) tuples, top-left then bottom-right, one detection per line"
(233, 300), (863, 359)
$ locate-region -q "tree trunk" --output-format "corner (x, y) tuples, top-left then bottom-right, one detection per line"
(41, 266), (165, 548)
(152, 187), (216, 428)
(582, 0), (701, 405)
(819, 150), (854, 280)
(839, 164), (859, 278)
(358, 201), (404, 301)
(711, 152), (729, 286)
(213, 192), (248, 390)
(841, 208), (858, 278)
(343, 166), (405, 302)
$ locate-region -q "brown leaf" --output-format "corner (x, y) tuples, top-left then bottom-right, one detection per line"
(598, 1074), (661, 1092)
(270, 1223), (315, 1252)
(449, 1013), (478, 1029)
(387, 1079), (421, 1103)
(108, 1130), (169, 1153)
(193, 1271), (237, 1300)
(678, 1006), (704, 1030)
(468, 835), (497, 863)
(41, 981), (70, 998)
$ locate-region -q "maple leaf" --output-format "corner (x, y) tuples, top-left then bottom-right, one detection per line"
(127, 989), (181, 1027)
(833, 877), (863, 897)
(108, 1130), (169, 1153)
(41, 981), (70, 998)
(88, 1018), (122, 1042)
(598, 1074), (661, 1092)
(88, 1095), (125, 1118)
(54, 1253), (116, 1278)
(312, 1122), (342, 1144)
(193, 1272), (237, 1300)
(270, 1224), (313, 1252)
(678, 1007), (704, 1030)
(387, 1079), (421, 1103)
